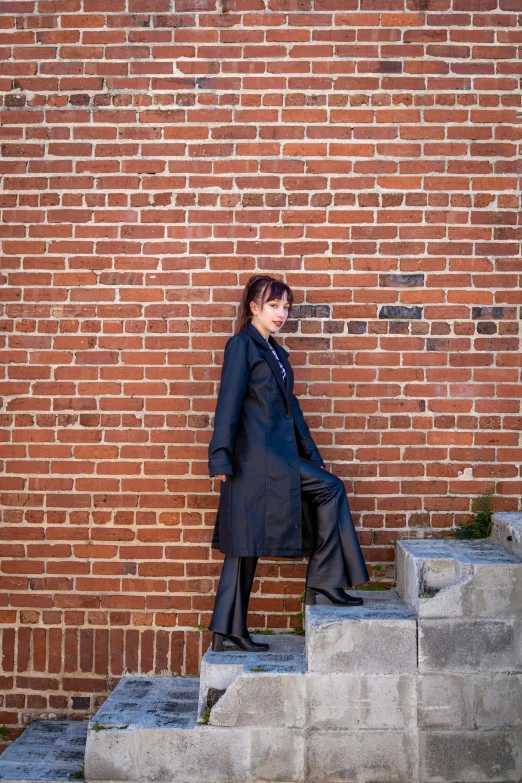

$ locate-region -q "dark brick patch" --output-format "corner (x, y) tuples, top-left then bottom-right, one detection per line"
(5, 94), (25, 107)
(379, 273), (425, 287)
(71, 697), (90, 710)
(348, 321), (367, 334)
(323, 321), (344, 333)
(477, 322), (497, 334)
(379, 306), (423, 320)
(427, 338), (451, 351)
(390, 321), (410, 334)
(378, 61), (403, 73)
(291, 304), (331, 318)
(472, 307), (505, 319)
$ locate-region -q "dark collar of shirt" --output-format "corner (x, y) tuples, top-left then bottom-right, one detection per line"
(265, 336), (287, 380)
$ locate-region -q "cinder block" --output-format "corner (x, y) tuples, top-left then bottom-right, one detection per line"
(306, 590), (417, 674)
(462, 562), (522, 619)
(491, 512), (522, 560)
(137, 725), (249, 783)
(249, 728), (305, 782)
(418, 674), (474, 730)
(419, 618), (522, 673)
(418, 672), (522, 732)
(473, 673), (522, 730)
(305, 729), (417, 783)
(198, 656), (246, 721)
(198, 634), (305, 721)
(396, 540), (464, 618)
(307, 673), (416, 731)
(397, 539), (522, 620)
(84, 726), (139, 782)
(209, 672), (306, 728)
(419, 728), (522, 783)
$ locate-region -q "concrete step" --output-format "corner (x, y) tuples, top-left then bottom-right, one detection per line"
(393, 530), (522, 783)
(396, 537), (522, 681)
(198, 632), (306, 724)
(305, 588), (417, 674)
(491, 511), (522, 559)
(397, 539), (522, 675)
(0, 720), (87, 783)
(396, 537), (522, 620)
(12, 519), (522, 783)
(88, 674), (200, 730)
(85, 719), (249, 783)
(85, 675), (201, 782)
(84, 675), (253, 783)
(199, 634), (306, 728)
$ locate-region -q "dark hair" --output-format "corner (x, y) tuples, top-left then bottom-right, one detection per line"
(235, 275), (294, 334)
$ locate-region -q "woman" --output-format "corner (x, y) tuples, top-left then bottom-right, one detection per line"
(208, 274), (370, 652)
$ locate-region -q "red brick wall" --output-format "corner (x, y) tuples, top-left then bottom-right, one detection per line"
(1, 0), (521, 747)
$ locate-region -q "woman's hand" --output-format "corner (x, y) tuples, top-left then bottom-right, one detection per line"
(213, 474), (228, 482)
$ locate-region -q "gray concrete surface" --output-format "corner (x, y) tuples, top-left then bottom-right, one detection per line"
(491, 512), (522, 560)
(208, 671), (307, 728)
(418, 617), (522, 672)
(198, 633), (305, 721)
(396, 538), (522, 619)
(306, 588), (417, 674)
(0, 720), (87, 782)
(89, 675), (200, 730)
(4, 525), (522, 783)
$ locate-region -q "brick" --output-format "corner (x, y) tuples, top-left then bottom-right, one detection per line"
(0, 5), (519, 743)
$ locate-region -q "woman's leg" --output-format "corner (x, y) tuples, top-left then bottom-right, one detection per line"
(209, 555), (259, 637)
(299, 457), (369, 589)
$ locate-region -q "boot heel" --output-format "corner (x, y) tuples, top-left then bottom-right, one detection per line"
(304, 588), (316, 606)
(212, 633), (224, 652)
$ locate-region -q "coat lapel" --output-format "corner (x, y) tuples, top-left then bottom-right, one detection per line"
(243, 322), (293, 411)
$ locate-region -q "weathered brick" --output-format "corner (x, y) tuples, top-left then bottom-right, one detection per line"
(0, 4), (520, 747)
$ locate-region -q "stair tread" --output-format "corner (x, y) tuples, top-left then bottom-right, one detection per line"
(203, 633), (306, 673)
(0, 720), (87, 783)
(89, 676), (200, 730)
(399, 538), (522, 565)
(306, 589), (415, 627)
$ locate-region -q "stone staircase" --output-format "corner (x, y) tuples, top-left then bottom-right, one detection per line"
(1, 512), (521, 783)
(83, 513), (521, 783)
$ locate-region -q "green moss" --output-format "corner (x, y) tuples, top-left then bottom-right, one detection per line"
(358, 584), (389, 591)
(456, 490), (494, 540)
(419, 586), (439, 599)
(0, 725), (8, 737)
(198, 707), (211, 725)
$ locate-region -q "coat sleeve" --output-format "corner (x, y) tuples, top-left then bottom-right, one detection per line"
(208, 334), (250, 477)
(291, 393), (325, 469)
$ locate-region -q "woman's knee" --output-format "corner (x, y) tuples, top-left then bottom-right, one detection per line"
(322, 471), (345, 495)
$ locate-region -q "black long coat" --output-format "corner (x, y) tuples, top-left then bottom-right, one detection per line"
(208, 322), (324, 558)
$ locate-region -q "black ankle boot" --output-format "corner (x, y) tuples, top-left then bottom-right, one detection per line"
(212, 633), (270, 652)
(305, 586), (363, 606)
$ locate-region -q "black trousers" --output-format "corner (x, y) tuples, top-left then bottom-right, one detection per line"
(209, 457), (369, 637)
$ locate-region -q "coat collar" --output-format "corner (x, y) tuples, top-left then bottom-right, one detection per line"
(242, 322), (289, 356)
(242, 322), (292, 410)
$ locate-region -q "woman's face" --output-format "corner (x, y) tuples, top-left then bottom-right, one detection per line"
(250, 291), (290, 336)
